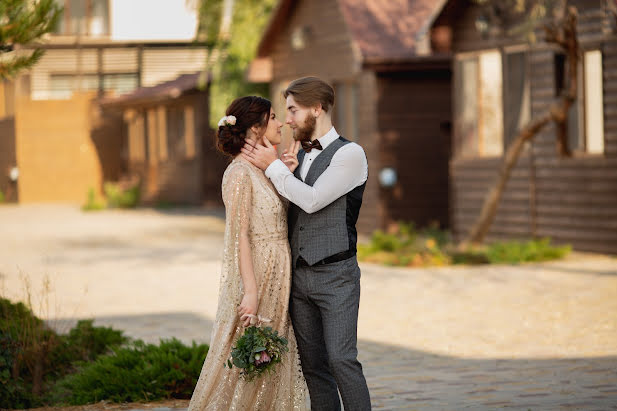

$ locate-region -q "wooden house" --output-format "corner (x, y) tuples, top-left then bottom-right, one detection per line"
(249, 0), (454, 234)
(430, 0), (617, 254)
(101, 72), (226, 206)
(0, 0), (210, 204)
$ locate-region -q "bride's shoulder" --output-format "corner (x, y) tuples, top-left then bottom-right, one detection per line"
(223, 158), (254, 185)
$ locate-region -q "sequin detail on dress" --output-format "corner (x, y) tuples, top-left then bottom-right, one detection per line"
(188, 158), (308, 411)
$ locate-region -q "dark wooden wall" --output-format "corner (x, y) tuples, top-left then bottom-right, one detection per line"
(377, 69), (452, 230)
(121, 92), (223, 207)
(0, 117), (17, 202)
(268, 0), (357, 82)
(448, 0), (617, 254)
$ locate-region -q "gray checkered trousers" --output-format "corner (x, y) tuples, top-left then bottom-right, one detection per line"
(288, 137), (371, 411)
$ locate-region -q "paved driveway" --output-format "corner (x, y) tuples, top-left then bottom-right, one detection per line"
(1, 205), (616, 410)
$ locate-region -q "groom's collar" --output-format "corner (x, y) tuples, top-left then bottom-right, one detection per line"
(315, 127), (339, 151)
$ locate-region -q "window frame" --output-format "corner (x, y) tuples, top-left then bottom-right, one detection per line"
(453, 48), (505, 159)
(558, 48), (605, 157)
(48, 71), (138, 99)
(502, 44), (531, 150)
(54, 0), (111, 37)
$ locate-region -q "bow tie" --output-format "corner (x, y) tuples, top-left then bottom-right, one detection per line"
(301, 139), (323, 153)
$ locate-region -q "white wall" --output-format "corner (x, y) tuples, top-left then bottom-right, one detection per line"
(111, 0), (199, 41)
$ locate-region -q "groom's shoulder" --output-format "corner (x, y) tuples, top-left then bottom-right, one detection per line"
(337, 137), (366, 156)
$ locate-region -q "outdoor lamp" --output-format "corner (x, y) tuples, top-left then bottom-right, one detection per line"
(9, 167), (18, 182)
(291, 26), (311, 50)
(378, 167), (397, 188)
(474, 15), (489, 36)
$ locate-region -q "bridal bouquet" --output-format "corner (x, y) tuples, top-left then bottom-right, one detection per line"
(226, 316), (289, 381)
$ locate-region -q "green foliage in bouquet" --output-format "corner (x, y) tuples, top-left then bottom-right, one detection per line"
(226, 326), (288, 381)
(51, 338), (209, 404)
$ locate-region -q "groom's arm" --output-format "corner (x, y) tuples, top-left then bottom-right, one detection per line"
(265, 144), (367, 214)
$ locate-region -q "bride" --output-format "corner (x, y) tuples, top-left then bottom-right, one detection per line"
(188, 96), (307, 410)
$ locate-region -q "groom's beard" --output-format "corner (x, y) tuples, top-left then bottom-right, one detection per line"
(293, 114), (316, 144)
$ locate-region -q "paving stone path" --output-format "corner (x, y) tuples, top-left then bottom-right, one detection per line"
(1, 205), (616, 410)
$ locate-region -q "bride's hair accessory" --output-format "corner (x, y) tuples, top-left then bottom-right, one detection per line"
(218, 115), (237, 127)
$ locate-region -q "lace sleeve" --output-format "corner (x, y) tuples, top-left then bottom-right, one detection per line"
(217, 163), (253, 312)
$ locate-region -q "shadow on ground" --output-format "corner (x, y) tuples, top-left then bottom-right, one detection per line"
(51, 312), (617, 411)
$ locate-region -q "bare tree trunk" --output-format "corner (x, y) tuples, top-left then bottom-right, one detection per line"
(459, 6), (579, 248)
(459, 113), (552, 248)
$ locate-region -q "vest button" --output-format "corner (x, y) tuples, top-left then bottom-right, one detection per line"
(299, 247), (304, 251)
(299, 226), (304, 231)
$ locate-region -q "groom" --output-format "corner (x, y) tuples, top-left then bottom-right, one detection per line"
(241, 76), (371, 410)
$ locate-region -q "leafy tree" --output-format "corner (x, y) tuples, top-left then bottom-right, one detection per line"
(461, 0), (583, 247)
(0, 0), (62, 80)
(197, 0), (277, 128)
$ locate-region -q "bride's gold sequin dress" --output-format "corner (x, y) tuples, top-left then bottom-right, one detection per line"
(188, 158), (307, 410)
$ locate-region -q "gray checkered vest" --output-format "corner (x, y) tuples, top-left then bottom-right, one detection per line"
(288, 136), (366, 266)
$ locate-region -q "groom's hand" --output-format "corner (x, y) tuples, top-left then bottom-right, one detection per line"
(241, 137), (279, 171)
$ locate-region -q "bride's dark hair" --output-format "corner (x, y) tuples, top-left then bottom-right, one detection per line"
(216, 96), (271, 156)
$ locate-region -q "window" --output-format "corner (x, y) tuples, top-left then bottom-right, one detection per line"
(55, 0), (109, 37)
(102, 74), (138, 95)
(454, 50), (504, 157)
(49, 73), (138, 99)
(49, 74), (98, 99)
(584, 50), (604, 154)
(557, 50), (604, 154)
(504, 50), (530, 148)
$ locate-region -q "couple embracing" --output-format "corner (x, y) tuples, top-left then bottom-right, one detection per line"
(188, 77), (371, 411)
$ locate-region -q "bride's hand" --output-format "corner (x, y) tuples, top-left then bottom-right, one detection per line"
(238, 291), (258, 327)
(282, 140), (300, 172)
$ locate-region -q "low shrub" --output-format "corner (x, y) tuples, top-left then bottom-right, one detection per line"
(485, 238), (571, 264)
(104, 181), (140, 209)
(0, 297), (127, 408)
(1, 296), (209, 408)
(51, 338), (209, 404)
(358, 222), (571, 267)
(358, 222), (450, 267)
(81, 187), (106, 211)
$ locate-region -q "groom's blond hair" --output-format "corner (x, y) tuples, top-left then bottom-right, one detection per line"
(283, 77), (334, 113)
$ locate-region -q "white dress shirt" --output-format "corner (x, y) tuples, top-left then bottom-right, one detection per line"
(264, 127), (368, 214)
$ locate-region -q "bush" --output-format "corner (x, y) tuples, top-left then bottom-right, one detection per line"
(81, 187), (106, 211)
(104, 181), (140, 209)
(358, 222), (571, 267)
(0, 295), (209, 408)
(0, 297), (57, 408)
(358, 222), (450, 267)
(485, 238), (571, 264)
(0, 297), (127, 408)
(47, 320), (128, 377)
(0, 189), (5, 203)
(51, 338), (209, 404)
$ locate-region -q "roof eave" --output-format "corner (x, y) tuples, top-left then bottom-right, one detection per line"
(363, 53), (452, 72)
